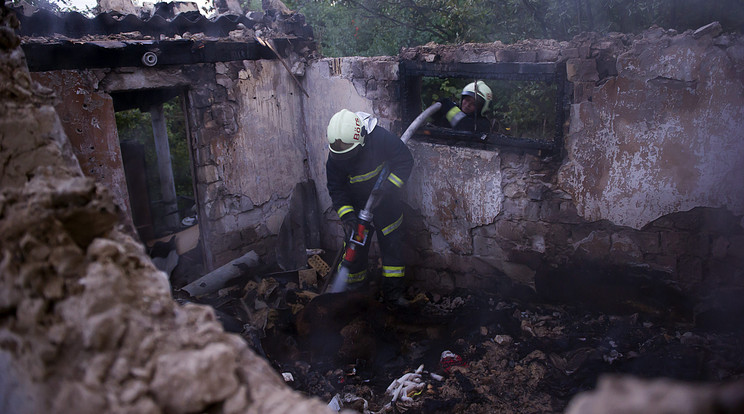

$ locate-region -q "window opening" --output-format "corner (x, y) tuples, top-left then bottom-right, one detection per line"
(400, 61), (567, 155)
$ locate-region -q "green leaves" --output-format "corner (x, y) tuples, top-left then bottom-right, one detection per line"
(286, 0), (744, 56)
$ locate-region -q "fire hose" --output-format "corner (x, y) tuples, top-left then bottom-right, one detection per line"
(324, 102), (442, 294)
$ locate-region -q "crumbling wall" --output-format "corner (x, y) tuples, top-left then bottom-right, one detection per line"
(0, 5), (334, 412)
(187, 59), (309, 268)
(20, 8), (743, 315)
(325, 26), (744, 315)
(559, 23), (744, 229)
(30, 56), (313, 270)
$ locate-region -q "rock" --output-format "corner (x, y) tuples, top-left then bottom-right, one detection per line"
(565, 375), (744, 414)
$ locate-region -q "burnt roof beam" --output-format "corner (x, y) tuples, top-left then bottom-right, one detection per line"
(22, 40), (276, 72)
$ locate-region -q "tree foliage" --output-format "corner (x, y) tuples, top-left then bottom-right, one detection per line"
(286, 0), (744, 57)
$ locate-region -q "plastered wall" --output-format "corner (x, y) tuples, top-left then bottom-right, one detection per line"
(302, 25), (744, 312)
(559, 25), (744, 229)
(30, 23), (744, 312)
(189, 60), (309, 267)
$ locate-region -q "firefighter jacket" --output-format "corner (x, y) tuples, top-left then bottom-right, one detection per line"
(326, 125), (413, 219)
(432, 98), (491, 133)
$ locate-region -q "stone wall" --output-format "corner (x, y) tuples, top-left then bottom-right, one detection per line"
(25, 20), (744, 315)
(307, 25), (744, 317)
(188, 59), (309, 268)
(1, 5), (335, 410)
(559, 24), (744, 229)
(32, 58), (313, 270)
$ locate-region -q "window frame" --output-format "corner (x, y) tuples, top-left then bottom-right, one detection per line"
(399, 61), (568, 155)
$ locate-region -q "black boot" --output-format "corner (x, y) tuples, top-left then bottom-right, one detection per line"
(381, 277), (408, 307)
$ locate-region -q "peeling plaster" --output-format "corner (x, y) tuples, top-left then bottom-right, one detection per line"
(407, 142), (503, 254)
(224, 60), (306, 206)
(560, 32), (744, 229)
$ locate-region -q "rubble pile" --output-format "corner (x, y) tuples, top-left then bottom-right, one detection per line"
(183, 268), (744, 413)
(0, 3), (333, 412)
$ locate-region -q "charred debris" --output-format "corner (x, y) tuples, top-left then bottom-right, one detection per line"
(170, 244), (744, 413)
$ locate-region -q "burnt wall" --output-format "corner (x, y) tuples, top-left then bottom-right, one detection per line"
(189, 59), (309, 268)
(559, 24), (744, 229)
(30, 58), (311, 270)
(24, 19), (743, 316)
(30, 71), (133, 230)
(301, 25), (744, 317)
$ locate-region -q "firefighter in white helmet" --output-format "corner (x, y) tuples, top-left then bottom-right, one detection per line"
(325, 109), (413, 305)
(432, 80), (492, 133)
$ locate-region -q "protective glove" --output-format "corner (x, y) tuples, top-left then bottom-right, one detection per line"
(435, 98), (456, 119)
(341, 214), (357, 239)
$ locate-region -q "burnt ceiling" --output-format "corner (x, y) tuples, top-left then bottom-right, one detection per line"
(12, 6), (315, 71)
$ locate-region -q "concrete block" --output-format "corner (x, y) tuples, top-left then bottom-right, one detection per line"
(363, 59), (398, 80)
(524, 201), (541, 221)
(351, 59), (364, 78)
(495, 49), (518, 62)
(461, 50), (496, 63)
(502, 198), (529, 220)
(539, 199), (561, 221)
(573, 230), (611, 259)
(527, 184), (547, 201)
(561, 48), (580, 58)
(493, 219), (524, 241)
(610, 233), (643, 261)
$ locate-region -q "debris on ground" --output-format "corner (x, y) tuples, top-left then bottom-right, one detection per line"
(174, 256), (744, 413)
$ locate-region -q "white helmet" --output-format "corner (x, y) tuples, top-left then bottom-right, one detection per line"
(461, 81), (493, 116)
(327, 109), (377, 154)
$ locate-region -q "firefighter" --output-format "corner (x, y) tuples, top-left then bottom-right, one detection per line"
(325, 109), (414, 305)
(432, 80), (493, 133)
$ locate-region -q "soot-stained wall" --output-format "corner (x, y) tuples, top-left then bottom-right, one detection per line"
(559, 25), (744, 229)
(302, 24), (744, 316)
(27, 22), (743, 315)
(31, 58), (310, 270)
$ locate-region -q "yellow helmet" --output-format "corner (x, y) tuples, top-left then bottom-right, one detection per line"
(327, 109), (365, 154)
(461, 81), (493, 116)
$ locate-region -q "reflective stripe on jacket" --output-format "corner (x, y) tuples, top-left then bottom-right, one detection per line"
(326, 125), (413, 216)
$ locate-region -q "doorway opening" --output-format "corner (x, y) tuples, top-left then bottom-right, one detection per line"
(112, 87), (204, 286)
(113, 88), (193, 238)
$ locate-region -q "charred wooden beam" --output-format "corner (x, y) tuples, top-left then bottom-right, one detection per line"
(21, 39), (277, 72)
